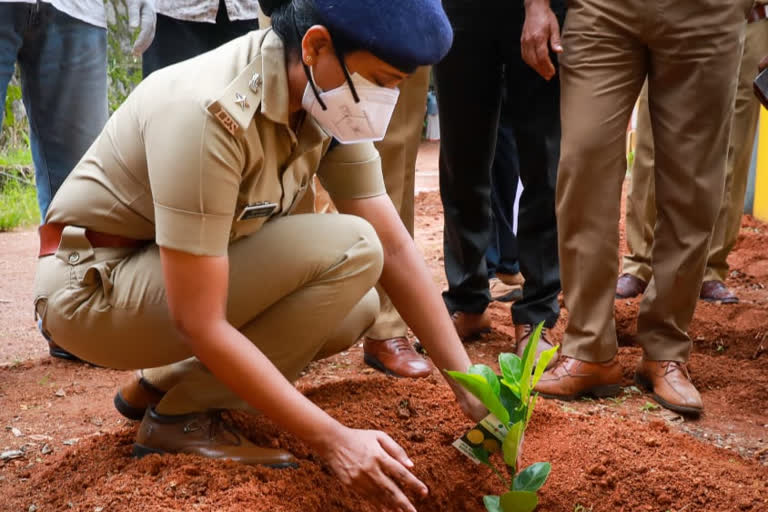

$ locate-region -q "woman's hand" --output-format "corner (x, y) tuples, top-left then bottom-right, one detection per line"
(317, 427), (428, 512)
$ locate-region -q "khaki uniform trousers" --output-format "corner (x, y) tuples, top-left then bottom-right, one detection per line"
(365, 66), (430, 340)
(557, 0), (748, 363)
(35, 214), (383, 415)
(623, 18), (768, 283)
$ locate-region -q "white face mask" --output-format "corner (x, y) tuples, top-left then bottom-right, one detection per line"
(302, 66), (400, 144)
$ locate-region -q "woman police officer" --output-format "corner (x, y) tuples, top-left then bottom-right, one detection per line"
(34, 0), (486, 509)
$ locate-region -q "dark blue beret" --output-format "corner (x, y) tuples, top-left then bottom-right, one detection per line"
(312, 0), (453, 71)
(262, 0), (453, 72)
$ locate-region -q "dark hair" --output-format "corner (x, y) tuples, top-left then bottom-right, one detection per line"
(264, 0), (359, 60)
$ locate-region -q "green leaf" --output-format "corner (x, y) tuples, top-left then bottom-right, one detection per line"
(502, 422), (524, 469)
(500, 383), (525, 423)
(499, 490), (539, 512)
(526, 393), (538, 423)
(499, 353), (524, 385)
(513, 462), (551, 492)
(469, 364), (500, 397)
(531, 345), (559, 389)
(446, 371), (510, 424)
(483, 495), (502, 512)
(519, 323), (544, 403)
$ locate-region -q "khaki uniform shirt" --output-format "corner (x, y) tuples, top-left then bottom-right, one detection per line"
(47, 29), (386, 257)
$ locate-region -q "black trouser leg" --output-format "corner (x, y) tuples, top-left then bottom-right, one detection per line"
(435, 15), (504, 314)
(488, 112), (521, 277)
(142, 0), (258, 77)
(506, 8), (565, 328)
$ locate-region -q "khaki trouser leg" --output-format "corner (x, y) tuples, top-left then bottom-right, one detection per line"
(557, 1), (648, 362)
(636, 3), (746, 362)
(704, 20), (768, 282)
(621, 83), (656, 282)
(37, 214), (382, 414)
(366, 66), (430, 340)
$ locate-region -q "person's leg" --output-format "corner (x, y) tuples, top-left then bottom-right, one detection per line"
(0, 5), (25, 130)
(36, 214), (383, 413)
(488, 105), (521, 278)
(637, 1), (746, 364)
(436, 7), (503, 328)
(17, 4), (107, 220)
(620, 82), (656, 292)
(702, 19), (768, 294)
(362, 67), (432, 377)
(535, 0), (646, 400)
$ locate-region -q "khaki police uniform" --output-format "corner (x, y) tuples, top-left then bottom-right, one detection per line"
(34, 29), (388, 415)
(557, 0), (750, 363)
(366, 66), (430, 340)
(623, 3), (768, 284)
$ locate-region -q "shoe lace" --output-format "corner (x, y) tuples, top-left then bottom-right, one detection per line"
(391, 337), (414, 353)
(185, 410), (242, 446)
(661, 361), (690, 379)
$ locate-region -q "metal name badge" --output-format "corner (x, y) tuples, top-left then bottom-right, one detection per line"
(237, 202), (278, 220)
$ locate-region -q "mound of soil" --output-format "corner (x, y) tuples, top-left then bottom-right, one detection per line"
(7, 376), (766, 511)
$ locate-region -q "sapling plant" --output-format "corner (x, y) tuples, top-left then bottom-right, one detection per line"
(447, 323), (558, 512)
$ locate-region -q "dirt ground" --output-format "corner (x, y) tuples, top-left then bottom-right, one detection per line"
(1, 141), (767, 511)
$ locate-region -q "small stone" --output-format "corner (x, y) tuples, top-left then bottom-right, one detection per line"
(0, 450), (24, 461)
(41, 444), (52, 455)
(11, 427), (23, 437)
(54, 388), (66, 398)
(29, 435), (52, 442)
(28, 505), (37, 512)
(62, 438), (78, 446)
(645, 437), (660, 447)
(94, 507), (104, 512)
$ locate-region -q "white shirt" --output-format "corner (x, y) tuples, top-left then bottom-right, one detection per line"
(0, 1), (106, 29)
(156, 0), (259, 23)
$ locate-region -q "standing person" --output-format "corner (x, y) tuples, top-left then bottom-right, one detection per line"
(487, 100), (524, 304)
(436, 0), (563, 363)
(533, 0), (750, 415)
(142, 0), (259, 77)
(618, 2), (768, 304)
(34, 2), (486, 510)
(0, 0), (155, 360)
(362, 66), (434, 379)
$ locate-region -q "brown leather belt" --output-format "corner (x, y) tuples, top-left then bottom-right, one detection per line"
(39, 223), (150, 258)
(749, 4), (768, 23)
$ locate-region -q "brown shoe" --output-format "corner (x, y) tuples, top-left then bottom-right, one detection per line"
(514, 324), (558, 370)
(496, 272), (525, 287)
(635, 360), (703, 416)
(114, 371), (167, 421)
(700, 280), (738, 304)
(615, 273), (647, 299)
(134, 408), (297, 468)
(451, 310), (492, 340)
(489, 277), (523, 302)
(534, 356), (621, 400)
(363, 337), (432, 378)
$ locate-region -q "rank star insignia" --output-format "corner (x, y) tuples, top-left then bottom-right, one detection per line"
(234, 92), (250, 110)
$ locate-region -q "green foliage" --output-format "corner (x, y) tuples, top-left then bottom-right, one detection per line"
(106, 0), (142, 113)
(0, 174), (39, 230)
(448, 322), (558, 512)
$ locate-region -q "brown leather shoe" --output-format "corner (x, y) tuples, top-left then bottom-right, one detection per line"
(47, 340), (84, 362)
(451, 310), (492, 340)
(700, 280), (738, 304)
(114, 371), (167, 421)
(615, 273), (647, 299)
(635, 360), (703, 416)
(496, 272), (525, 287)
(133, 408), (297, 468)
(534, 356), (621, 400)
(515, 324), (558, 370)
(363, 337), (432, 378)
(489, 277), (523, 302)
